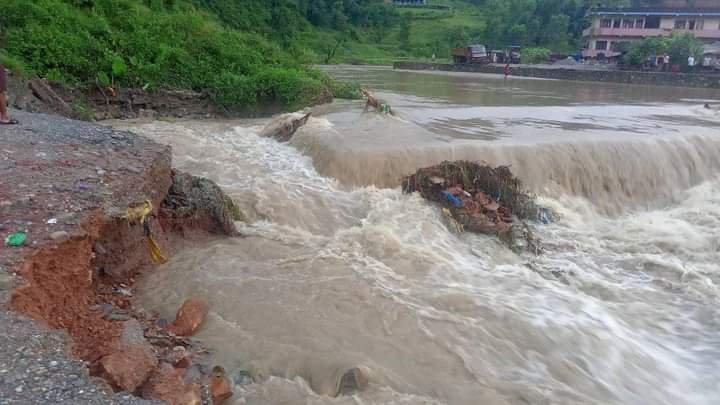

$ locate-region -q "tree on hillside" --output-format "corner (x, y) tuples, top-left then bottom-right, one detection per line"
(398, 15), (412, 51)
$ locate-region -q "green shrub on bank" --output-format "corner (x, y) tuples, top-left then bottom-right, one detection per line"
(0, 52), (30, 77)
(624, 33), (703, 69)
(0, 0), (333, 111)
(521, 47), (551, 64)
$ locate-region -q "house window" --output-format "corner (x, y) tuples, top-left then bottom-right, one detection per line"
(601, 18), (612, 28)
(622, 19), (634, 28)
(688, 20), (696, 30)
(695, 20), (704, 30)
(675, 20), (687, 29)
(635, 19), (644, 28)
(645, 16), (661, 28)
(595, 41), (608, 50)
(613, 19), (621, 28)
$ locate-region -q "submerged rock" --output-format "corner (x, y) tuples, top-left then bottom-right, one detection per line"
(259, 112), (312, 142)
(170, 298), (209, 337)
(336, 366), (371, 397)
(209, 366), (233, 405)
(142, 363), (201, 405)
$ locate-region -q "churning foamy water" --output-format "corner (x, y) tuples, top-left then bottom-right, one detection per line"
(119, 67), (720, 405)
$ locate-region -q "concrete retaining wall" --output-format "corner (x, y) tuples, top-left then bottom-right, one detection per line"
(393, 62), (720, 89)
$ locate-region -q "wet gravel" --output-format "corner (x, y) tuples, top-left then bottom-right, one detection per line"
(0, 311), (161, 404)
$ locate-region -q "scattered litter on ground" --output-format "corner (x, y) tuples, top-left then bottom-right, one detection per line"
(121, 200), (168, 264)
(5, 231), (27, 247)
(402, 161), (546, 253)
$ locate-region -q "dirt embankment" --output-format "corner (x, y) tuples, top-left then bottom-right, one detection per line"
(7, 70), (220, 121)
(0, 111), (240, 403)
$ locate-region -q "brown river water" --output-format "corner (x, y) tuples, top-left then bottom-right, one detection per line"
(117, 66), (720, 405)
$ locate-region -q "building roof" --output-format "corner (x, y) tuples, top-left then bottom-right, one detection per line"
(589, 8), (720, 17)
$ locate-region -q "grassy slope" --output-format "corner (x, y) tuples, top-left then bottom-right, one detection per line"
(319, 0), (489, 65)
(0, 0), (353, 112)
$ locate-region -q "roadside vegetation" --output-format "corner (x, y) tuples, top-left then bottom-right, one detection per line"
(623, 33), (704, 70)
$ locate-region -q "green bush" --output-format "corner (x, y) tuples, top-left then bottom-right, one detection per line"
(0, 52), (30, 77)
(521, 47), (551, 64)
(624, 33), (703, 69)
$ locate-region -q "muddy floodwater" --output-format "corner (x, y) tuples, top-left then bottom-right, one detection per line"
(118, 66), (720, 405)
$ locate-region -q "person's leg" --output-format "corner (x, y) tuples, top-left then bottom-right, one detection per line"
(0, 93), (8, 122)
(0, 64), (10, 122)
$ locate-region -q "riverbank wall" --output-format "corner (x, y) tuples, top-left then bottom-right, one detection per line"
(393, 62), (720, 89)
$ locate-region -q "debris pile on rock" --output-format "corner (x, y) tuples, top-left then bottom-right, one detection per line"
(360, 88), (393, 115)
(402, 161), (545, 253)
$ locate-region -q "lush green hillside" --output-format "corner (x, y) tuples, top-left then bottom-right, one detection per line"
(0, 0), (375, 112)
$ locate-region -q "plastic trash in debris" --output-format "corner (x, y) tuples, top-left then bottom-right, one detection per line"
(442, 208), (464, 234)
(441, 191), (464, 207)
(123, 200), (168, 264)
(47, 218), (58, 224)
(123, 200), (153, 225)
(5, 231), (27, 247)
(147, 234), (167, 264)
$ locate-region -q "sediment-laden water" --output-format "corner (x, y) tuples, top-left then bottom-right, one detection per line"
(120, 67), (720, 405)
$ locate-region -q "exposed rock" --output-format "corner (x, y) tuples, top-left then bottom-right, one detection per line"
(162, 171), (241, 236)
(141, 363), (201, 405)
(336, 366), (371, 397)
(210, 366), (233, 405)
(49, 231), (69, 241)
(259, 112), (312, 142)
(100, 345), (158, 392)
(120, 319), (146, 347)
(170, 298), (209, 337)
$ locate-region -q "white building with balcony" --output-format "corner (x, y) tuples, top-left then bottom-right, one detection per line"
(582, 6), (720, 58)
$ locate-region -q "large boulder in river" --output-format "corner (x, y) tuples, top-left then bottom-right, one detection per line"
(162, 171), (242, 236)
(259, 112), (312, 142)
(170, 298), (209, 337)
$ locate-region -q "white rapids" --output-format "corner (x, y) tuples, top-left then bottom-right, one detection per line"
(116, 66), (720, 405)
